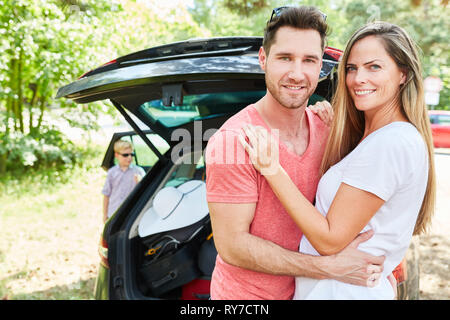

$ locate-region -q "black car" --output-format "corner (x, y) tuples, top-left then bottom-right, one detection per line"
(56, 36), (419, 300)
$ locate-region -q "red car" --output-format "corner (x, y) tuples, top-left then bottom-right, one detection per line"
(429, 110), (450, 148)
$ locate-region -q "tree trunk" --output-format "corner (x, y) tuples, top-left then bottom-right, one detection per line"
(9, 58), (18, 132)
(0, 153), (6, 175)
(36, 97), (46, 131)
(29, 82), (39, 134)
(17, 49), (24, 133)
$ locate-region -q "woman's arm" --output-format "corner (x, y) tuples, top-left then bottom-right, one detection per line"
(239, 125), (385, 255)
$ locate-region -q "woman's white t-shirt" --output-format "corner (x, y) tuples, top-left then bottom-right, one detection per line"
(294, 122), (429, 300)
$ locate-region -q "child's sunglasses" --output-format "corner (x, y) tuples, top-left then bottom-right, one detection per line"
(120, 153), (135, 157)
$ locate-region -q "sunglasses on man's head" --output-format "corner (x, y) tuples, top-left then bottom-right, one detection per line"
(269, 6), (327, 23)
(120, 153), (135, 157)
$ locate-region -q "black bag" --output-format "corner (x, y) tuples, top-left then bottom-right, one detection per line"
(198, 236), (217, 276)
(139, 216), (211, 297)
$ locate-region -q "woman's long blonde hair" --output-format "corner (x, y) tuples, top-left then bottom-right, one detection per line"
(321, 22), (436, 235)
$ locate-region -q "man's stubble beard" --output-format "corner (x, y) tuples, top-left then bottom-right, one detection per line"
(264, 70), (316, 110)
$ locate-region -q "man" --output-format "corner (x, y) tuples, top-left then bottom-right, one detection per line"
(205, 6), (385, 300)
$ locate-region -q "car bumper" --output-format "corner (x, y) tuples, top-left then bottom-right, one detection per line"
(94, 264), (110, 300)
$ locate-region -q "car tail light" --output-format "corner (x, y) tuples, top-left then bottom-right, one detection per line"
(325, 46), (343, 61)
(392, 259), (407, 283)
(100, 59), (117, 67)
(98, 236), (110, 269)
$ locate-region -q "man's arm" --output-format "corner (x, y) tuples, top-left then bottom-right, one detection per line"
(209, 202), (385, 287)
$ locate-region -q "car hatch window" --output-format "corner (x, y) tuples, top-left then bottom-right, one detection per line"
(137, 90), (328, 129)
(116, 133), (170, 169)
(139, 91), (266, 128)
(164, 153), (205, 188)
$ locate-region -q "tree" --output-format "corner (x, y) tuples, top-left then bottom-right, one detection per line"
(1, 0), (447, 174)
(191, 0), (448, 109)
(0, 0), (125, 172)
(0, 0), (209, 173)
(0, 0), (118, 133)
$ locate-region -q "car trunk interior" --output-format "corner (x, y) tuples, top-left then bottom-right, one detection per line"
(126, 149), (211, 299)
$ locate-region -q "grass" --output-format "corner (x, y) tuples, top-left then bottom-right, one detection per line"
(0, 144), (107, 300)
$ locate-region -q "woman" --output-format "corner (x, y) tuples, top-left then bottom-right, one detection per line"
(239, 22), (436, 299)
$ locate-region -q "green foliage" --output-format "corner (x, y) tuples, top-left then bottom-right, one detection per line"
(0, 0), (447, 175)
(190, 0), (448, 108)
(0, 0), (208, 174)
(439, 66), (450, 110)
(189, 0), (270, 36)
(0, 141), (101, 197)
(0, 0), (123, 173)
(0, 0), (122, 130)
(0, 125), (81, 171)
(223, 0), (270, 16)
(106, 1), (209, 57)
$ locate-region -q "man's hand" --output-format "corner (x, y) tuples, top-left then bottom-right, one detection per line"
(322, 230), (385, 287)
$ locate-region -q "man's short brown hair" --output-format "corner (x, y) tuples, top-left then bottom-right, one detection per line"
(263, 6), (329, 55)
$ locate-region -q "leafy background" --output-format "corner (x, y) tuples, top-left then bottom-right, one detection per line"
(0, 0), (448, 173)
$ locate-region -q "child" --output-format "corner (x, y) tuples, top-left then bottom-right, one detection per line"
(101, 139), (145, 223)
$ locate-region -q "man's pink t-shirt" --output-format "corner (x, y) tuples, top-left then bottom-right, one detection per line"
(205, 104), (330, 300)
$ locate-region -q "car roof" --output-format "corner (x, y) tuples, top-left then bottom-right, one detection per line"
(428, 110), (450, 115)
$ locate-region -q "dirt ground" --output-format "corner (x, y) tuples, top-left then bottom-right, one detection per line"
(418, 149), (450, 300)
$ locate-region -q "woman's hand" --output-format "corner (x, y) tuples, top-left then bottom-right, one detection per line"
(308, 100), (334, 126)
(239, 124), (280, 176)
